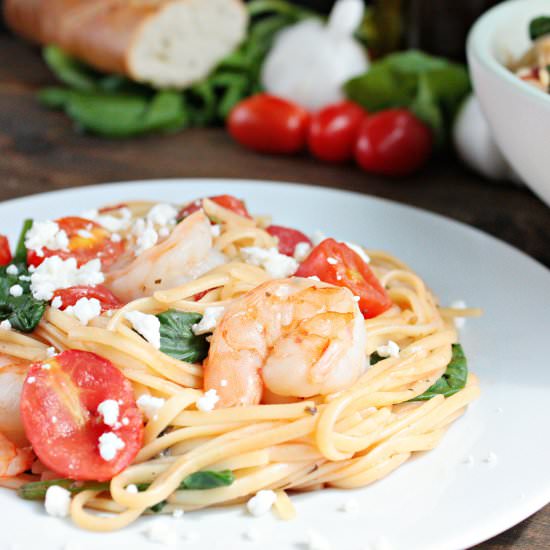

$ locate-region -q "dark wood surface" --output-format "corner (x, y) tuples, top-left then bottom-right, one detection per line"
(1, 33), (549, 549)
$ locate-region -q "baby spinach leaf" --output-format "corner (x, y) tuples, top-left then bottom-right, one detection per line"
(43, 45), (101, 92)
(409, 343), (468, 401)
(157, 310), (209, 363)
(529, 16), (550, 41)
(178, 470), (235, 490)
(369, 351), (384, 366)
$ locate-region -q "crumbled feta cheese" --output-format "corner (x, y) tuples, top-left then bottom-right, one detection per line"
(137, 394), (166, 420)
(326, 257), (338, 265)
(18, 275), (31, 281)
(158, 227), (170, 238)
(343, 241), (370, 263)
(52, 416), (58, 424)
(461, 455), (474, 466)
(97, 399), (120, 427)
(51, 296), (63, 309)
(147, 203), (178, 226)
(353, 295), (360, 302)
(30, 257), (104, 301)
(98, 432), (125, 461)
(125, 311), (161, 349)
(293, 241), (312, 262)
(338, 498), (359, 513)
(308, 276), (321, 282)
(220, 379), (228, 387)
(304, 529), (332, 550)
(0, 320), (11, 330)
(210, 224), (221, 238)
(311, 230), (326, 245)
(121, 417), (129, 426)
(111, 233), (122, 243)
(450, 300), (467, 329)
(240, 247), (298, 278)
(191, 306), (225, 335)
(246, 490), (276, 517)
(45, 485), (71, 518)
(172, 508), (184, 519)
(9, 284), (23, 297)
(46, 347), (56, 357)
(82, 207), (132, 233)
(64, 297), (101, 325)
(77, 229), (93, 239)
(126, 484), (138, 494)
(143, 520), (179, 545)
(243, 527), (261, 541)
(25, 221), (69, 257)
(483, 451), (498, 467)
(6, 264), (18, 276)
(197, 389), (220, 412)
(132, 219), (159, 255)
(377, 340), (400, 358)
(27, 376), (36, 384)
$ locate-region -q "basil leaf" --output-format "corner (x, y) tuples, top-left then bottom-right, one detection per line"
(180, 470), (235, 490)
(157, 309), (210, 363)
(529, 16), (550, 41)
(409, 344), (468, 401)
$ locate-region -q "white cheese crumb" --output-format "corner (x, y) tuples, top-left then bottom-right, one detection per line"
(158, 227), (170, 238)
(246, 489), (276, 517)
(293, 241), (312, 262)
(220, 379), (228, 387)
(311, 230), (326, 245)
(77, 229), (93, 239)
(132, 219), (158, 255)
(343, 241), (371, 263)
(125, 311), (161, 349)
(143, 520), (179, 545)
(18, 275), (31, 281)
(9, 284), (23, 297)
(121, 417), (129, 426)
(147, 203), (178, 227)
(483, 451), (498, 467)
(46, 346), (56, 357)
(111, 233), (122, 243)
(0, 320), (11, 330)
(126, 484), (138, 494)
(6, 264), (18, 276)
(377, 340), (400, 358)
(25, 221), (69, 257)
(98, 432), (125, 462)
(353, 295), (361, 302)
(64, 297), (101, 326)
(82, 207), (132, 233)
(450, 300), (467, 329)
(338, 498), (359, 513)
(44, 485), (71, 518)
(27, 376), (36, 384)
(97, 399), (120, 427)
(305, 529), (332, 550)
(137, 394), (166, 420)
(461, 455), (474, 466)
(308, 275), (321, 282)
(196, 389), (220, 412)
(51, 296), (63, 309)
(210, 224), (222, 238)
(240, 246), (298, 278)
(326, 257), (338, 265)
(191, 306), (225, 335)
(51, 416), (58, 424)
(30, 257), (104, 301)
(243, 527), (261, 541)
(172, 508), (184, 519)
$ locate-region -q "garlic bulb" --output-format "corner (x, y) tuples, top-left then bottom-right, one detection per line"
(261, 0), (369, 111)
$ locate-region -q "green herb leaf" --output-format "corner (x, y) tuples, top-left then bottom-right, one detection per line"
(13, 219), (33, 265)
(409, 343), (468, 401)
(43, 45), (101, 92)
(369, 351), (384, 365)
(179, 470), (235, 490)
(529, 16), (550, 41)
(345, 50), (470, 144)
(157, 309), (210, 363)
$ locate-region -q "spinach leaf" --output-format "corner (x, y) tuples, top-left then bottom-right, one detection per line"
(43, 45), (100, 92)
(369, 351), (384, 366)
(529, 16), (550, 41)
(409, 343), (468, 401)
(14, 218), (33, 265)
(344, 50), (471, 144)
(178, 470), (235, 490)
(157, 309), (210, 363)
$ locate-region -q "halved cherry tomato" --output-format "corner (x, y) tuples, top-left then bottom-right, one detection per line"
(20, 350), (143, 481)
(228, 94), (310, 154)
(266, 225), (312, 257)
(295, 238), (392, 318)
(354, 109), (433, 176)
(52, 285), (123, 311)
(0, 235), (12, 266)
(308, 101), (367, 163)
(178, 194), (251, 220)
(27, 217), (125, 269)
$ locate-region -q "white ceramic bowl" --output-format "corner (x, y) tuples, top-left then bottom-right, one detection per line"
(467, 0), (550, 207)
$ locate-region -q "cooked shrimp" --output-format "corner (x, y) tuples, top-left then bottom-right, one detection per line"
(0, 432), (33, 478)
(0, 354), (30, 448)
(204, 277), (367, 408)
(105, 210), (225, 302)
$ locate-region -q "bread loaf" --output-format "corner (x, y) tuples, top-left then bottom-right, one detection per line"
(4, 0), (248, 88)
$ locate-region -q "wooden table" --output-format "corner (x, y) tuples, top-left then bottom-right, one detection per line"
(1, 33), (549, 549)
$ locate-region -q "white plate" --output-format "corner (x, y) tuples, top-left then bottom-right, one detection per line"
(2, 180), (550, 550)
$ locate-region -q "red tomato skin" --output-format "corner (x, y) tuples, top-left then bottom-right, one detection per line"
(228, 94), (310, 154)
(266, 225), (312, 257)
(52, 285), (123, 311)
(308, 101), (367, 163)
(27, 217), (125, 269)
(295, 238), (392, 318)
(178, 195), (251, 221)
(354, 109), (433, 176)
(20, 350), (143, 481)
(0, 236), (12, 266)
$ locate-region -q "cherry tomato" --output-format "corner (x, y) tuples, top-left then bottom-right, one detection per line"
(20, 350), (143, 481)
(228, 94), (310, 154)
(308, 101), (366, 163)
(295, 238), (392, 318)
(266, 225), (312, 257)
(354, 109), (433, 176)
(52, 285), (123, 311)
(27, 217), (125, 269)
(0, 236), (12, 266)
(178, 194), (251, 220)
